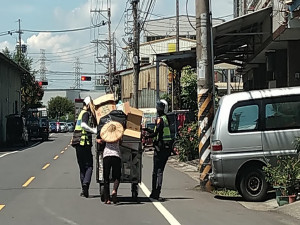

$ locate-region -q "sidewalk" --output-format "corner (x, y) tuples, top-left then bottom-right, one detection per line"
(144, 149), (300, 221)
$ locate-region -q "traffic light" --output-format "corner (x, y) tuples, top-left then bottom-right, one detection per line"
(81, 76), (91, 81)
(38, 81), (48, 86)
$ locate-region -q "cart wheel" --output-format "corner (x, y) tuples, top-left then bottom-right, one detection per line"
(131, 183), (138, 202)
(99, 184), (105, 202)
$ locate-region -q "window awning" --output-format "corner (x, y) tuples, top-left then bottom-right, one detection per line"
(213, 7), (272, 68)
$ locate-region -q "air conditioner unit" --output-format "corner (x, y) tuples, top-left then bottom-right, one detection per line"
(285, 0), (294, 5)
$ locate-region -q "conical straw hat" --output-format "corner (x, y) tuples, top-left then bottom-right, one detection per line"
(100, 121), (124, 143)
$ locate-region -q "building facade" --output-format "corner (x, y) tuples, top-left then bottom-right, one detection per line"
(0, 53), (28, 143)
(215, 0), (300, 91)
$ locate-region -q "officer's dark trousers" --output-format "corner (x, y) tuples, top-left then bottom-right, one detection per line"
(151, 150), (169, 198)
(75, 145), (93, 187)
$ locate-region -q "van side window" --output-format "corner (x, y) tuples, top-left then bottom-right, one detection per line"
(230, 105), (259, 132)
(265, 101), (300, 130)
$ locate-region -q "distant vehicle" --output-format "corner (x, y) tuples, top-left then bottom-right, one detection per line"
(59, 122), (68, 133)
(6, 114), (29, 146)
(67, 122), (75, 132)
(49, 122), (57, 133)
(26, 108), (49, 141)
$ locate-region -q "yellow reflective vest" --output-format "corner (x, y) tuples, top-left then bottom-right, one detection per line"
(74, 109), (92, 146)
(153, 115), (172, 142)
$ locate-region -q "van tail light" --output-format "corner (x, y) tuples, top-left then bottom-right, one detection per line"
(212, 140), (223, 151)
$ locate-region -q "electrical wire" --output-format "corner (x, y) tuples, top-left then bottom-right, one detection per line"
(186, 0), (196, 31)
(22, 22), (106, 33)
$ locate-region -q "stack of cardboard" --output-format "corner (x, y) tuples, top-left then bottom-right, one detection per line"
(92, 94), (144, 151)
(122, 106), (143, 150)
(93, 94), (116, 125)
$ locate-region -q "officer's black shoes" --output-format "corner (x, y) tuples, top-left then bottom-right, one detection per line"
(82, 184), (89, 198)
(149, 195), (165, 202)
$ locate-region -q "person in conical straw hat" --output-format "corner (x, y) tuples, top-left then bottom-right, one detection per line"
(97, 121), (124, 204)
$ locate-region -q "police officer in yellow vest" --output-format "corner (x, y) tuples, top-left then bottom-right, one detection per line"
(73, 96), (97, 198)
(145, 99), (172, 201)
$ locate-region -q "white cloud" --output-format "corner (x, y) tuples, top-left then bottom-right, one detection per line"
(53, 2), (90, 28)
(26, 33), (70, 53)
(0, 40), (15, 52)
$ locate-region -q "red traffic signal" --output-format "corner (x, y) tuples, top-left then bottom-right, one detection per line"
(81, 76), (91, 81)
(38, 81), (48, 86)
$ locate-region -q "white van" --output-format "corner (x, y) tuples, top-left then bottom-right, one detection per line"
(210, 87), (300, 201)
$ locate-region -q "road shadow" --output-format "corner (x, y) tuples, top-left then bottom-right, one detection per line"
(0, 139), (53, 152)
(108, 196), (193, 206)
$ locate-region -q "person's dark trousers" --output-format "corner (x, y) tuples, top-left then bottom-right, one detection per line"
(75, 145), (93, 196)
(151, 150), (169, 198)
(103, 156), (121, 201)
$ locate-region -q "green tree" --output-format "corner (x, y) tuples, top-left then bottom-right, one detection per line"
(48, 96), (75, 120)
(180, 66), (197, 112)
(2, 47), (44, 113)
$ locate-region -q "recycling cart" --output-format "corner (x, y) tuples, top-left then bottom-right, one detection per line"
(92, 94), (144, 202)
(95, 138), (143, 202)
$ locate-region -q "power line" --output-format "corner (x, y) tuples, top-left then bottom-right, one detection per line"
(23, 22), (106, 33)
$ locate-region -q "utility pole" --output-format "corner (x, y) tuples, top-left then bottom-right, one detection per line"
(172, 0), (180, 111)
(108, 7), (113, 92)
(132, 0), (140, 108)
(113, 32), (117, 73)
(196, 0), (214, 191)
(17, 19), (22, 64)
(176, 0), (179, 52)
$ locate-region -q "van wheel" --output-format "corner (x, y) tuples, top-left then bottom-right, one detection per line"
(239, 168), (268, 202)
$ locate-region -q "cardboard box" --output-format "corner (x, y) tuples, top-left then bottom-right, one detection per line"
(121, 129), (141, 150)
(126, 120), (141, 132)
(95, 103), (116, 124)
(93, 94), (115, 106)
(116, 101), (130, 115)
(126, 107), (143, 131)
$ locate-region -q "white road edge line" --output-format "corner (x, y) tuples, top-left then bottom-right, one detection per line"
(139, 182), (181, 225)
(0, 151), (19, 158)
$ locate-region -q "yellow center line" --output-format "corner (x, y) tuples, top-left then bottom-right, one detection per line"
(0, 205), (5, 211)
(61, 150), (65, 154)
(22, 177), (35, 187)
(64, 147), (68, 150)
(53, 155), (59, 160)
(42, 163), (50, 170)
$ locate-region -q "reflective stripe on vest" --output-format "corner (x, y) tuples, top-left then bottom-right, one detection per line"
(153, 115), (172, 141)
(75, 109), (90, 146)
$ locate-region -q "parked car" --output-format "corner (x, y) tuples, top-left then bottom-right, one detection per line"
(49, 122), (57, 133)
(59, 122), (68, 133)
(6, 114), (29, 146)
(67, 122), (75, 132)
(209, 87), (300, 202)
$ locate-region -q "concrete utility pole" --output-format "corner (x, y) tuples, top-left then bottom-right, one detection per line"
(108, 7), (113, 92)
(17, 19), (22, 64)
(176, 0), (179, 52)
(113, 32), (117, 73)
(173, 0), (181, 110)
(132, 0), (140, 108)
(196, 0), (214, 191)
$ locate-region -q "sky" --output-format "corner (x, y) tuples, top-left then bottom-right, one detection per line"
(0, 0), (233, 90)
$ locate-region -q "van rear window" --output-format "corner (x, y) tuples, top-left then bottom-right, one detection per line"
(265, 101), (300, 130)
(230, 104), (259, 132)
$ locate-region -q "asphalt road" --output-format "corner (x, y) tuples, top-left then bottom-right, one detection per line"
(0, 133), (299, 225)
